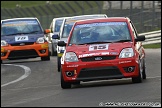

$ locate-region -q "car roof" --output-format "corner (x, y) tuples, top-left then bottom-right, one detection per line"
(74, 17), (130, 25)
(62, 14), (108, 25)
(52, 17), (70, 21)
(64, 14), (107, 20)
(1, 17), (38, 22)
(71, 14), (107, 18)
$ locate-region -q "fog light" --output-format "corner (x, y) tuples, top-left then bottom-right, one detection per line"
(40, 49), (46, 54)
(123, 66), (135, 72)
(1, 53), (4, 56)
(66, 71), (74, 77)
(1, 52), (6, 57)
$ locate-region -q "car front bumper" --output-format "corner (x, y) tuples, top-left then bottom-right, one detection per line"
(1, 42), (49, 60)
(61, 57), (140, 82)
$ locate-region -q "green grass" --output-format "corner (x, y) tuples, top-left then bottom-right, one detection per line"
(1, 1), (161, 33)
(1, 1), (68, 8)
(143, 43), (161, 49)
(1, 1), (101, 29)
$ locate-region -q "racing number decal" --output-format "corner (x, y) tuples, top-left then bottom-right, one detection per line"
(15, 36), (28, 41)
(89, 44), (108, 51)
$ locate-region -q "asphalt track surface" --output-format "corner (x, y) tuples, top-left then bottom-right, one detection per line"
(1, 48), (161, 107)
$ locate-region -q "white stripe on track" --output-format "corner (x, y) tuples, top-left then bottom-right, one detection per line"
(1, 64), (31, 87)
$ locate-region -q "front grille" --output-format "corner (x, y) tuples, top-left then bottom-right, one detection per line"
(8, 49), (38, 59)
(10, 42), (34, 46)
(77, 66), (123, 80)
(81, 56), (116, 62)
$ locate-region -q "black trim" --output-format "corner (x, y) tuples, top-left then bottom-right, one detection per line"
(8, 49), (38, 59)
(76, 66), (124, 81)
(76, 75), (124, 81)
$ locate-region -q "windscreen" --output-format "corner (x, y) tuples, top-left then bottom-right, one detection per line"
(54, 19), (64, 32)
(1, 19), (43, 36)
(69, 22), (131, 45)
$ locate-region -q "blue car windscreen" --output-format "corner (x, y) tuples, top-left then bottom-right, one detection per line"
(1, 19), (43, 36)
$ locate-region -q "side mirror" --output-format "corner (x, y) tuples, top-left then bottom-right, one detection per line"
(58, 41), (66, 46)
(135, 35), (145, 41)
(44, 29), (51, 34)
(52, 34), (59, 39)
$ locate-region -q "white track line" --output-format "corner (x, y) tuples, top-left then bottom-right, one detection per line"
(147, 76), (161, 79)
(1, 64), (31, 87)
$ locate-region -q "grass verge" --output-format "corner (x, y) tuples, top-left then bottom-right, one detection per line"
(143, 43), (161, 49)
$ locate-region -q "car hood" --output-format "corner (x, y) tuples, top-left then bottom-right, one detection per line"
(66, 42), (133, 58)
(1, 33), (45, 44)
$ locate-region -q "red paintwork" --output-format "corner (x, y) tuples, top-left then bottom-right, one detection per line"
(61, 17), (145, 82)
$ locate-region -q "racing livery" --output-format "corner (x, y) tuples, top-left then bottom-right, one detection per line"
(58, 17), (146, 89)
(1, 18), (50, 63)
(52, 14), (107, 72)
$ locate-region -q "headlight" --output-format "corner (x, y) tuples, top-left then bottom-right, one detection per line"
(36, 37), (45, 43)
(65, 52), (78, 62)
(119, 48), (134, 58)
(1, 40), (8, 46)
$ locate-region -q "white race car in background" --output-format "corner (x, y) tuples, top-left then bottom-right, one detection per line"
(47, 17), (67, 56)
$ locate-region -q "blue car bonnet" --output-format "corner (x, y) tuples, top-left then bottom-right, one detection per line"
(1, 33), (45, 44)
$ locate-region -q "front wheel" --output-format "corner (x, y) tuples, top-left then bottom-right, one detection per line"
(41, 50), (50, 61)
(51, 44), (57, 56)
(57, 57), (61, 72)
(72, 81), (80, 85)
(61, 71), (71, 89)
(142, 59), (146, 79)
(132, 60), (142, 83)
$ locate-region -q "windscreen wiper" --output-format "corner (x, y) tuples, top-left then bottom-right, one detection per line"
(3, 31), (41, 36)
(112, 39), (131, 43)
(4, 32), (29, 36)
(28, 31), (41, 34)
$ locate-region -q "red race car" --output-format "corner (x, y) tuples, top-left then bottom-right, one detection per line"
(58, 17), (146, 89)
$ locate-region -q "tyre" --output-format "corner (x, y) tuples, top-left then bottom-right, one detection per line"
(132, 60), (142, 83)
(142, 59), (146, 79)
(51, 44), (54, 56)
(51, 44), (57, 56)
(57, 57), (61, 72)
(41, 50), (50, 61)
(61, 70), (71, 89)
(72, 81), (80, 85)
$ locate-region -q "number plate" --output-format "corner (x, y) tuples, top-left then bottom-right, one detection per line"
(15, 36), (28, 41)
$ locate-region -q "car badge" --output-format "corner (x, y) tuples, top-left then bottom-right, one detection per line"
(20, 43), (25, 46)
(95, 57), (102, 61)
